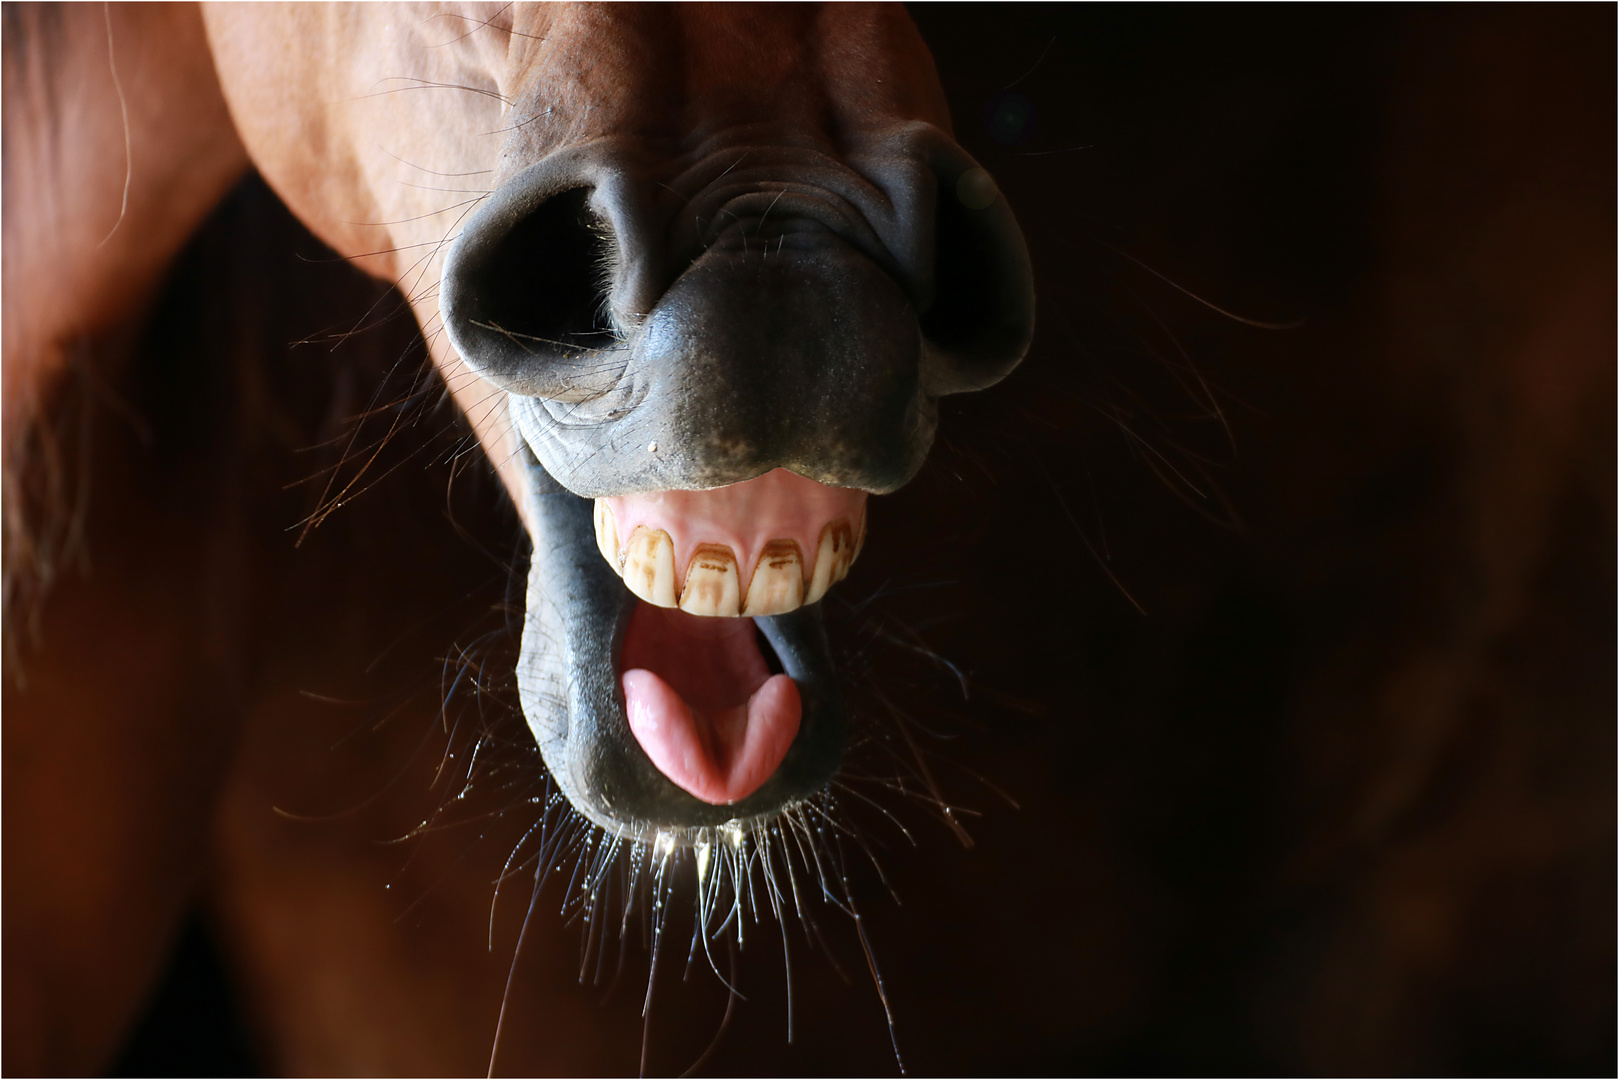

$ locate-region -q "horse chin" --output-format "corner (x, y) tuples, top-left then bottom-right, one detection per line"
(511, 443), (848, 845)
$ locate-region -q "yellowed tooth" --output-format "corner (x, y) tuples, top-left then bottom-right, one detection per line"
(622, 526), (678, 607)
(593, 498), (620, 569)
(804, 519), (857, 606)
(679, 543), (741, 617)
(743, 539), (805, 616)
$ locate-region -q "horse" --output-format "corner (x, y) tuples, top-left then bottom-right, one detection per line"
(7, 3), (1036, 1071)
(5, 4), (1612, 1075)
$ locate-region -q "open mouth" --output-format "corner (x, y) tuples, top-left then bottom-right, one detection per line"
(604, 469), (864, 804)
(512, 438), (859, 842)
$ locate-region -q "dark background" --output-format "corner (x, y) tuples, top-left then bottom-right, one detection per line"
(110, 4), (1612, 1075)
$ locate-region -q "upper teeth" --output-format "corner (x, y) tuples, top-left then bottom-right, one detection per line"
(592, 499), (864, 617)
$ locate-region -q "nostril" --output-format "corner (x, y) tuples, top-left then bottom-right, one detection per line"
(917, 164), (1036, 396)
(920, 175), (993, 350)
(443, 186), (620, 398)
(477, 188), (614, 347)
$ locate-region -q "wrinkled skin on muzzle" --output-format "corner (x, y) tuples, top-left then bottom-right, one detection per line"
(203, 3), (1033, 842)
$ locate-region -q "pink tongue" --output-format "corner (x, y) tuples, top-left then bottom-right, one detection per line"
(620, 603), (801, 805)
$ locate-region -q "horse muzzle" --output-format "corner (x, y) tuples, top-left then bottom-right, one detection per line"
(438, 125), (1033, 840)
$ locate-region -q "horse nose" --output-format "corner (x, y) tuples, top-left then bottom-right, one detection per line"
(439, 130), (1035, 407)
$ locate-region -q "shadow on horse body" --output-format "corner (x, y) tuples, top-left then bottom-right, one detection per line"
(4, 4), (1613, 1076)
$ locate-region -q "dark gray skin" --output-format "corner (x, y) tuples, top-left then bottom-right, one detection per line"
(445, 127), (1034, 497)
(434, 15), (1035, 842)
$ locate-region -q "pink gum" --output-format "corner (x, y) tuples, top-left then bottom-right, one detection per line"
(603, 468), (868, 597)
